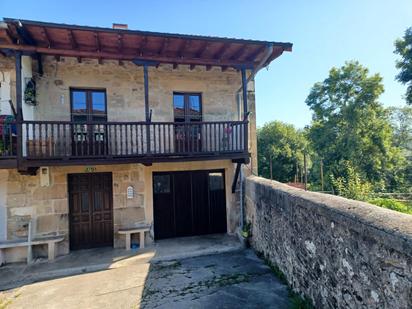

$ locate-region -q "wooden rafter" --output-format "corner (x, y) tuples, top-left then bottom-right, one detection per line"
(117, 34), (123, 52)
(0, 43), (255, 68)
(94, 32), (101, 52)
(213, 43), (229, 60)
(68, 30), (77, 49)
(138, 36), (148, 56)
(247, 45), (266, 61)
(229, 44), (247, 60)
(158, 38), (169, 55)
(195, 41), (208, 58)
(42, 27), (52, 48)
(178, 39), (191, 58)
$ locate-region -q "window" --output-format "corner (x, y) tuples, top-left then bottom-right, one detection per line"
(71, 89), (107, 122)
(153, 175), (171, 194)
(173, 93), (202, 122)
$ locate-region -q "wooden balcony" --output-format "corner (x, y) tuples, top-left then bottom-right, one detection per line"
(0, 120), (249, 168)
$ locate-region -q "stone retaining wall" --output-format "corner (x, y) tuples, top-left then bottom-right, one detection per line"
(245, 176), (412, 308)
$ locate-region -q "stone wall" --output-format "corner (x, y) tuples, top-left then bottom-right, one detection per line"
(245, 176), (412, 309)
(1, 164), (146, 262)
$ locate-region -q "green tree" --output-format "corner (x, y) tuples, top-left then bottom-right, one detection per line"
(387, 106), (412, 153)
(257, 121), (308, 182)
(394, 27), (412, 105)
(306, 61), (406, 192)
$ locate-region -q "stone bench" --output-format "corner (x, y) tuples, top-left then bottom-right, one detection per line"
(0, 235), (64, 265)
(118, 225), (150, 250)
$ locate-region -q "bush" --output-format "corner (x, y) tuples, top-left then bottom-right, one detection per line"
(330, 161), (371, 201)
(368, 198), (412, 215)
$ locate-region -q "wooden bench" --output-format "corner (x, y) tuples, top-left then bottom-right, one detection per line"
(118, 226), (150, 250)
(0, 235), (64, 265)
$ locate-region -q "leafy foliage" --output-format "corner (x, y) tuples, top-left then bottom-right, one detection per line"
(330, 161), (372, 201)
(257, 121), (308, 182)
(368, 198), (412, 215)
(394, 27), (412, 105)
(305, 61), (406, 192)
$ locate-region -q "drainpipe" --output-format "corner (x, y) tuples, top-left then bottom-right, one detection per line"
(236, 44), (274, 231)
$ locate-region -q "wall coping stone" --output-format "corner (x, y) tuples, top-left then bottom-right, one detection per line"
(247, 176), (412, 256)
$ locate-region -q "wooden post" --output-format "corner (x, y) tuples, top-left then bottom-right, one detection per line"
(143, 64), (151, 153)
(241, 67), (248, 153)
(15, 52), (23, 167)
(144, 64), (150, 122)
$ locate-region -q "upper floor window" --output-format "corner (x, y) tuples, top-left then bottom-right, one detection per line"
(173, 93), (202, 123)
(71, 89), (107, 122)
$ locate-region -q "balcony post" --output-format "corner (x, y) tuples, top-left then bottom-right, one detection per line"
(15, 51), (23, 166)
(241, 67), (248, 153)
(144, 64), (150, 122)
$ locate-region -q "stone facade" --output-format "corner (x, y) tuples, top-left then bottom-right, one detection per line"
(0, 54), (255, 263)
(245, 176), (412, 309)
(0, 159), (237, 263)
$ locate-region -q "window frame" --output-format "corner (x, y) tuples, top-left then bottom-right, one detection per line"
(70, 88), (108, 122)
(173, 92), (202, 123)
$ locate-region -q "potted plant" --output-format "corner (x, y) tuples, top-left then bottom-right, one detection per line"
(241, 222), (252, 248)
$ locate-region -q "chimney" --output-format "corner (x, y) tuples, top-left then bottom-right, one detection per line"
(112, 23), (128, 30)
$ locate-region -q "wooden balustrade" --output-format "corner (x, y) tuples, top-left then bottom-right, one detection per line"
(19, 120), (247, 160)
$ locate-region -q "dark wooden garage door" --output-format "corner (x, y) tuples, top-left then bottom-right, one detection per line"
(68, 173), (113, 250)
(153, 170), (227, 240)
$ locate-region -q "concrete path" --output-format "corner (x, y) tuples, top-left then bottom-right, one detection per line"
(0, 234), (243, 291)
(1, 250), (291, 309)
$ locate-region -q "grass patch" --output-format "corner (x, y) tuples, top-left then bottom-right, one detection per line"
(368, 198), (412, 215)
(256, 251), (314, 309)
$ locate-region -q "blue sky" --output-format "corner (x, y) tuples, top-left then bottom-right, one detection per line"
(1, 0), (411, 128)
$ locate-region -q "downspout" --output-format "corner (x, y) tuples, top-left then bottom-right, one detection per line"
(237, 44), (274, 231)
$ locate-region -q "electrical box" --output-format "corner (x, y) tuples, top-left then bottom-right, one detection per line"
(40, 167), (50, 187)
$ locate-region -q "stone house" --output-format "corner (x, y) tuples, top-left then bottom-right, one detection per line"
(0, 18), (291, 263)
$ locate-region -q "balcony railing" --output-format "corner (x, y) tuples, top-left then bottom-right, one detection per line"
(0, 120), (17, 158)
(13, 120), (247, 162)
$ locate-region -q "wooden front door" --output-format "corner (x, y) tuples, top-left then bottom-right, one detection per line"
(68, 173), (113, 250)
(173, 93), (202, 153)
(153, 170), (227, 240)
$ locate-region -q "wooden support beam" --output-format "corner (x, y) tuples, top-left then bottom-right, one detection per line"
(143, 64), (150, 122)
(36, 53), (43, 76)
(42, 27), (52, 48)
(241, 67), (248, 118)
(15, 51), (23, 169)
(232, 163), (242, 193)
